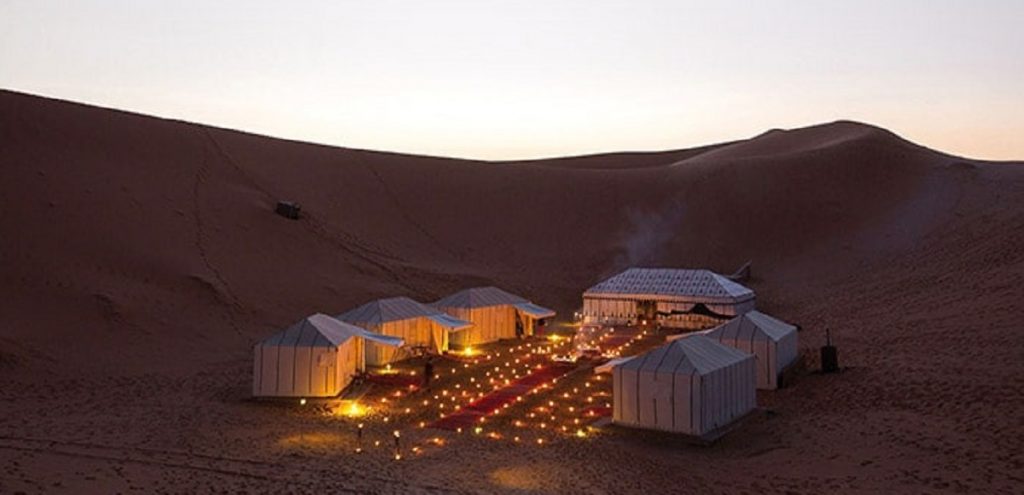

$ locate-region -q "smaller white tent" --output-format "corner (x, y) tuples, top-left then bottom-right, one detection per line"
(252, 313), (403, 398)
(703, 311), (799, 390)
(433, 287), (556, 346)
(613, 335), (756, 437)
(337, 296), (473, 365)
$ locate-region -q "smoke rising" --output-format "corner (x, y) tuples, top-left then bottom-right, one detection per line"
(610, 199), (686, 274)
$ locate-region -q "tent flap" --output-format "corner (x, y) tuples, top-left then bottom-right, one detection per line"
(595, 356), (635, 374)
(358, 330), (404, 347)
(426, 313), (473, 331)
(513, 302), (556, 319)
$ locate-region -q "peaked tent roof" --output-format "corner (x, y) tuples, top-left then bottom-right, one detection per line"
(261, 313), (404, 348)
(583, 268), (755, 304)
(617, 335), (751, 375)
(433, 286), (529, 309)
(706, 310), (796, 342)
(338, 296), (471, 329)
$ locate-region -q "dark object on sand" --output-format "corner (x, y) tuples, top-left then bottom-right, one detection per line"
(423, 359), (434, 389)
(727, 261), (752, 282)
(821, 328), (839, 373)
(275, 201), (301, 220)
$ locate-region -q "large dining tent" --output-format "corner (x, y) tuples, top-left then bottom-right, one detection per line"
(703, 310), (799, 390)
(583, 268), (756, 330)
(613, 335), (756, 437)
(432, 287), (555, 347)
(337, 296), (473, 366)
(252, 313), (403, 398)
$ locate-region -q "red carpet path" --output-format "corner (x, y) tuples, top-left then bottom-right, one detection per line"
(430, 364), (576, 430)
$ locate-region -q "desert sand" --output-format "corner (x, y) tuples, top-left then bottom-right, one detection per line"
(1, 89), (1022, 494)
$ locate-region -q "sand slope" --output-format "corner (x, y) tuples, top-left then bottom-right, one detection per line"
(1, 90), (1022, 493)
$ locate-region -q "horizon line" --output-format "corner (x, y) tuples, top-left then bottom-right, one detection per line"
(3, 86), (1019, 164)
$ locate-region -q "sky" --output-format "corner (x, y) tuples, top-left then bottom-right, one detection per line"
(2, 1), (1022, 160)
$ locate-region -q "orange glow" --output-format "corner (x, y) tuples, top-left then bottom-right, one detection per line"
(339, 401), (370, 418)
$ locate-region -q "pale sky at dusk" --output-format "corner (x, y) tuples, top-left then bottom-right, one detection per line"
(2, 1), (1022, 160)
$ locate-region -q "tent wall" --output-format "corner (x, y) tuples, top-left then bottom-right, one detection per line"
(612, 353), (755, 436)
(363, 317), (448, 366)
(583, 297), (636, 325)
(707, 322), (799, 390)
(583, 296), (751, 330)
(252, 337), (360, 398)
(613, 365), (640, 426)
(441, 305), (518, 347)
(775, 330), (798, 380)
(717, 334), (771, 389)
(615, 365), (701, 434)
(697, 358), (745, 434)
(521, 315), (539, 337)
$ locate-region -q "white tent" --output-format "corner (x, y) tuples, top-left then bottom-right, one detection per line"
(337, 296), (472, 365)
(703, 311), (799, 390)
(432, 287), (556, 346)
(613, 335), (756, 437)
(252, 313), (403, 398)
(582, 268), (756, 330)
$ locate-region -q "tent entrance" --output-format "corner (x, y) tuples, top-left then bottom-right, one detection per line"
(636, 300), (658, 321)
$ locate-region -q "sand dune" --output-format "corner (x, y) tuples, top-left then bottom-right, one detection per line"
(673, 121), (916, 163)
(1, 90), (1022, 493)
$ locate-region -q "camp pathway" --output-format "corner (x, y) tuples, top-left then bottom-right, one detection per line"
(365, 372), (421, 388)
(596, 326), (645, 354)
(430, 363), (576, 430)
